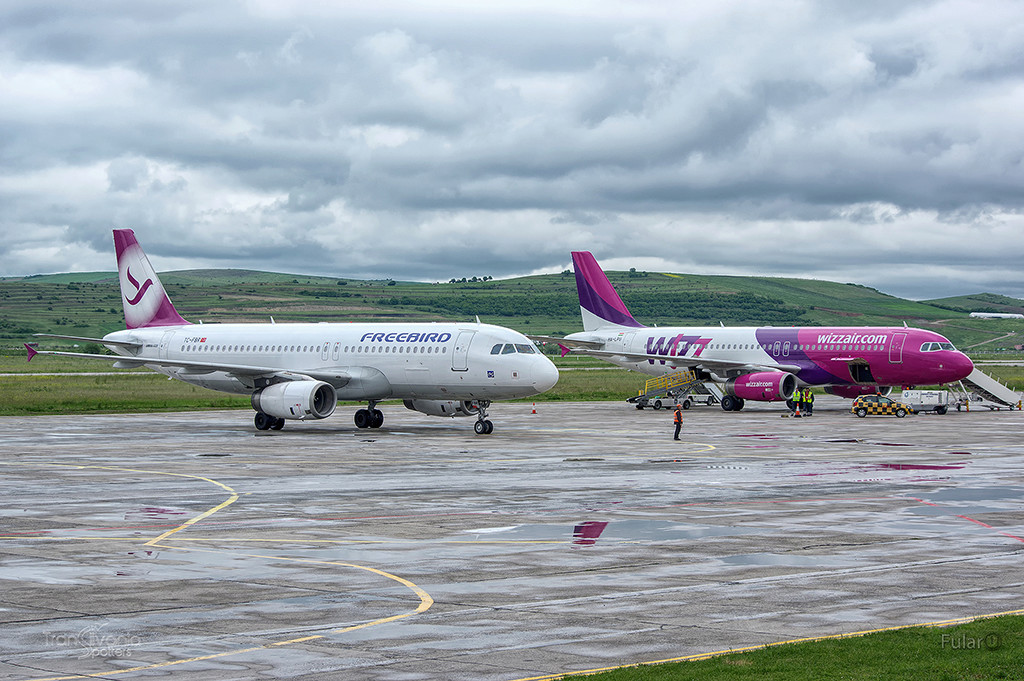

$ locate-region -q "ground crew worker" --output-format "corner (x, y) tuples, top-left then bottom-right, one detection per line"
(804, 388), (814, 416)
(673, 403), (683, 440)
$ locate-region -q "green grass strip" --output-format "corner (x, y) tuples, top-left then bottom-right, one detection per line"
(544, 612), (1024, 681)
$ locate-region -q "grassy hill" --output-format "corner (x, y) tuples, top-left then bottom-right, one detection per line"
(3, 268), (1022, 353)
(926, 292), (1024, 315)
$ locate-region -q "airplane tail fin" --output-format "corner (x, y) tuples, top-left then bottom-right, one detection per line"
(571, 251), (644, 331)
(113, 229), (190, 329)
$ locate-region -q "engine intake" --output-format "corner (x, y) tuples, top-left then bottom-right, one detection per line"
(252, 381), (337, 420)
(403, 399), (479, 418)
(724, 372), (796, 402)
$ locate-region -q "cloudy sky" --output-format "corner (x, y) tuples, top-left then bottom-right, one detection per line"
(2, 0), (1023, 300)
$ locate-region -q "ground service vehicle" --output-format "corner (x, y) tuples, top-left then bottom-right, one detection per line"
(851, 395), (916, 418)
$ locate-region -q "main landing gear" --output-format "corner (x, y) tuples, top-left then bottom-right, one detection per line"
(720, 395), (745, 412)
(473, 401), (494, 435)
(354, 401), (385, 429)
(254, 412), (285, 431)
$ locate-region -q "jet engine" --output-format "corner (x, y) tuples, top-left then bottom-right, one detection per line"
(403, 399), (480, 418)
(724, 372), (797, 402)
(251, 381), (337, 420)
(825, 385), (892, 399)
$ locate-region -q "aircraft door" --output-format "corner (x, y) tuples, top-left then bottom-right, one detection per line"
(332, 342), (341, 362)
(321, 340), (330, 362)
(889, 333), (907, 364)
(159, 330), (175, 359)
(452, 331), (475, 371)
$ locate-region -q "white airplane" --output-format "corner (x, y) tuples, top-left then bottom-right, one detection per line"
(533, 251), (974, 411)
(25, 229), (559, 434)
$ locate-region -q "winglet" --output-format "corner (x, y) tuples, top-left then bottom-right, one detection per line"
(558, 343), (571, 358)
(25, 344), (37, 362)
(571, 251), (643, 331)
(113, 229), (190, 329)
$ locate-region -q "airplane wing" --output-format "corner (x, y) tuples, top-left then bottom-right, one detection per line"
(575, 348), (801, 374)
(25, 346), (353, 387)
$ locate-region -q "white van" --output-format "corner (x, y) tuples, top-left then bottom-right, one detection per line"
(900, 390), (949, 415)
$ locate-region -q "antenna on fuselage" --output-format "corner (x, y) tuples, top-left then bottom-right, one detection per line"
(475, 315), (481, 324)
(903, 321), (908, 328)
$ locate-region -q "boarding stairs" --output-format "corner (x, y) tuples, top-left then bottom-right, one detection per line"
(628, 370), (719, 409)
(953, 368), (1023, 411)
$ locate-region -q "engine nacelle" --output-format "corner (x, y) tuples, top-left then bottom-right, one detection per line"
(403, 399), (479, 418)
(825, 385), (892, 399)
(724, 372), (796, 402)
(251, 381), (337, 420)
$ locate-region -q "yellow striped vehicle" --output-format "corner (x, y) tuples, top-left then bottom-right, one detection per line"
(851, 395), (916, 418)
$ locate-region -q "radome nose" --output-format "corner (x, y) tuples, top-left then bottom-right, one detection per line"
(950, 352), (975, 380)
(533, 357), (560, 393)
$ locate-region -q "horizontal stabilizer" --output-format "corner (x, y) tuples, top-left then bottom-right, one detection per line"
(33, 333), (142, 348)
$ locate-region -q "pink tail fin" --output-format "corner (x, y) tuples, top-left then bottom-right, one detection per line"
(113, 229), (190, 329)
(571, 251), (643, 331)
(25, 344), (37, 362)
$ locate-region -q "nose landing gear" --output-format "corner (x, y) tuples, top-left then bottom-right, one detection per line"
(473, 400), (494, 435)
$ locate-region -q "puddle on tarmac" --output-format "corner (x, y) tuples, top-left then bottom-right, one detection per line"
(461, 519), (756, 544)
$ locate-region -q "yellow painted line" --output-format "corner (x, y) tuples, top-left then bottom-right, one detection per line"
(4, 462), (434, 681)
(509, 607), (1024, 681)
(0, 461), (239, 546)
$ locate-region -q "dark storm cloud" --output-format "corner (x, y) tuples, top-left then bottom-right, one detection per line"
(1, 0), (1023, 300)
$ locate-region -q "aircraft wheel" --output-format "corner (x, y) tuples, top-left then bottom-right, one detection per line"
(735, 398), (745, 411)
(254, 412), (273, 430)
(896, 408), (907, 418)
(370, 409), (384, 428)
(354, 409), (370, 429)
(855, 408), (867, 418)
(721, 395), (737, 412)
(270, 418), (285, 431)
(474, 419), (494, 435)
(653, 400), (663, 410)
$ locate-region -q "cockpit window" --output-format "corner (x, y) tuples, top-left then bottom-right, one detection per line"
(492, 342), (540, 355)
(921, 342), (957, 352)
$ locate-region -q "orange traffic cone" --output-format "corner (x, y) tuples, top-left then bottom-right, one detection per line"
(794, 403), (802, 418)
(531, 403), (537, 414)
